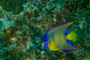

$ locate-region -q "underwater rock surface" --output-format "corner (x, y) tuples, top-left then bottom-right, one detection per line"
(0, 0), (90, 60)
(0, 0), (28, 14)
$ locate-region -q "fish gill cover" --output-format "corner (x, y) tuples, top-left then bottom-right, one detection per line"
(0, 0), (90, 60)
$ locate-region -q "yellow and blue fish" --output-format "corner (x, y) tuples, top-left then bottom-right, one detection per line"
(42, 21), (77, 51)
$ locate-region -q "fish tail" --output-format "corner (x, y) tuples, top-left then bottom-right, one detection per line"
(66, 31), (77, 42)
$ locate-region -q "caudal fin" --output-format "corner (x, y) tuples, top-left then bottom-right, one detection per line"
(66, 31), (77, 42)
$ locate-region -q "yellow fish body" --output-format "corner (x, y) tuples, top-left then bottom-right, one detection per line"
(42, 21), (77, 51)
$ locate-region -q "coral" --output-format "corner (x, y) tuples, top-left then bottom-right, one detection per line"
(0, 0), (90, 60)
(0, 18), (14, 30)
(0, 0), (28, 14)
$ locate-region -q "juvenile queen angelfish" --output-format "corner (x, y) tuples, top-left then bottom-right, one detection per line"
(42, 21), (77, 51)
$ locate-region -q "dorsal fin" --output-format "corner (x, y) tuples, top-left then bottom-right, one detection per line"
(47, 21), (73, 35)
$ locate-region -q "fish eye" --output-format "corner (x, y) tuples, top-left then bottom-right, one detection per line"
(45, 41), (47, 44)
